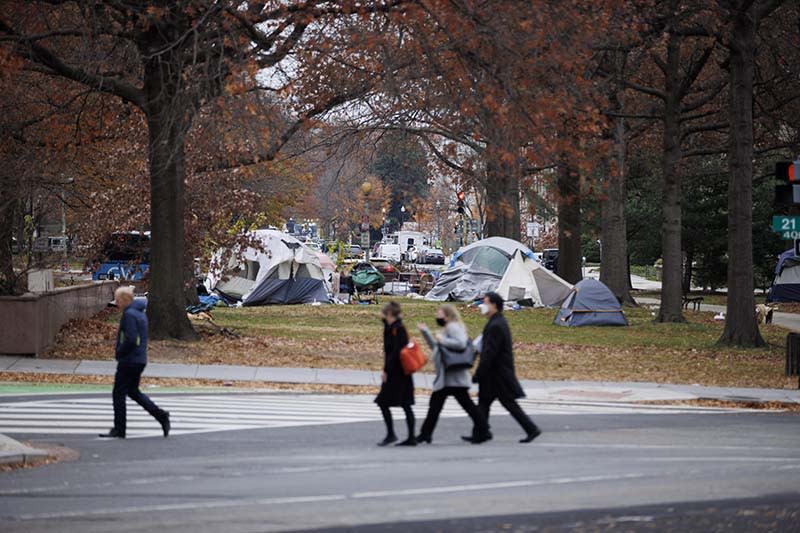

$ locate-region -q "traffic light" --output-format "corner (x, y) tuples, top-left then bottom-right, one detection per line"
(776, 161), (797, 183)
(456, 191), (465, 214)
(775, 160), (800, 205)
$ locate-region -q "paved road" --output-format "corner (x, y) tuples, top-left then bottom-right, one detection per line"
(0, 391), (798, 532)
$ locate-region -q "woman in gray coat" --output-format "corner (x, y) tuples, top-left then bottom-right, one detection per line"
(417, 305), (491, 444)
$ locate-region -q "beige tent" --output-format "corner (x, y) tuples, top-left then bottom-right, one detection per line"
(496, 250), (573, 306)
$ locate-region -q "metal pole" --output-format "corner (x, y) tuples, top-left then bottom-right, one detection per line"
(364, 196), (370, 262)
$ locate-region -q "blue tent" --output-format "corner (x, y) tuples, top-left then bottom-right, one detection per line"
(768, 250), (800, 302)
(554, 278), (627, 327)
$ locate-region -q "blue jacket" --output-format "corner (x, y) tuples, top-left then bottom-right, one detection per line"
(115, 299), (148, 364)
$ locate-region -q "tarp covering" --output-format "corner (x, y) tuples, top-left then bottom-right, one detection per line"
(449, 237), (535, 268)
(426, 238), (571, 305)
(769, 249), (800, 302)
(206, 230), (331, 305)
(554, 278), (627, 327)
(351, 263), (385, 290)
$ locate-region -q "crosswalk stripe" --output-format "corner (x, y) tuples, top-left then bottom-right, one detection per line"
(0, 393), (751, 439)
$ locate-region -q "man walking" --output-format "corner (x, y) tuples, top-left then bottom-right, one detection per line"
(464, 292), (541, 444)
(99, 286), (170, 439)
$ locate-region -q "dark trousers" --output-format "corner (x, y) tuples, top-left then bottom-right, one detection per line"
(479, 393), (538, 436)
(113, 362), (165, 435)
(420, 387), (489, 439)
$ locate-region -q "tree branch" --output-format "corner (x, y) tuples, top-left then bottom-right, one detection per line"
(0, 18), (144, 108)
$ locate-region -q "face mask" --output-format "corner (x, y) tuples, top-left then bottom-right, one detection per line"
(478, 303), (490, 315)
(435, 317), (447, 327)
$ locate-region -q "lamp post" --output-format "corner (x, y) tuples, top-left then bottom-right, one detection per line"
(400, 205), (406, 230)
(361, 180), (372, 261)
(435, 200), (441, 248)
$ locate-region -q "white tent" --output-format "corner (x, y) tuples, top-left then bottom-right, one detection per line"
(496, 250), (573, 306)
(425, 237), (572, 306)
(206, 230), (330, 305)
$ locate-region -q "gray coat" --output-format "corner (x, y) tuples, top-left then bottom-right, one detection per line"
(421, 322), (473, 391)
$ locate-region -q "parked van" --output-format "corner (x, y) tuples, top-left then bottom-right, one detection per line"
(376, 243), (402, 262)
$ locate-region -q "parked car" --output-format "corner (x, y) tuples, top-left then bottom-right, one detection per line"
(418, 248), (445, 265)
(541, 248), (559, 273)
(370, 257), (399, 276)
(344, 244), (363, 259)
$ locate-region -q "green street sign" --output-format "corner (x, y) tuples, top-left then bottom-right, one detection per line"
(772, 216), (800, 239)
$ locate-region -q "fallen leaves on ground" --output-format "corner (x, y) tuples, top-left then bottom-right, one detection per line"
(0, 372), (381, 395)
(40, 301), (796, 390)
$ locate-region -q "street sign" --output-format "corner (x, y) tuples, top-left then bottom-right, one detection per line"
(360, 232), (370, 247)
(772, 216), (800, 239)
(32, 237), (49, 253)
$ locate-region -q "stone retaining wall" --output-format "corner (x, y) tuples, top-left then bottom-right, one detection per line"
(0, 281), (118, 356)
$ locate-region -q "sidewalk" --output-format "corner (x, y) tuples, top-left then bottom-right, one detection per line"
(636, 297), (800, 332)
(2, 355), (798, 405)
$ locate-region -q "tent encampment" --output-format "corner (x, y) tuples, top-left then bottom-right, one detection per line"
(554, 278), (627, 327)
(206, 230), (330, 305)
(768, 250), (800, 302)
(425, 237), (572, 306)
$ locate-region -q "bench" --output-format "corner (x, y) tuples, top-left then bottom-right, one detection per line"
(682, 296), (704, 311)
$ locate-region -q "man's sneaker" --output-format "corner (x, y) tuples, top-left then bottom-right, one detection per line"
(160, 412), (171, 438)
(98, 428), (125, 439)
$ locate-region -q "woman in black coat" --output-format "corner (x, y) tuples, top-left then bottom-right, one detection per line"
(374, 301), (416, 446)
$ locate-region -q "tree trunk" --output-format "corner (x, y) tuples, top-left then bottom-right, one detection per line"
(142, 55), (197, 341)
(656, 31), (686, 323)
(557, 162), (582, 284)
(0, 185), (19, 295)
(484, 144), (521, 240)
(601, 114), (636, 306)
(682, 250), (693, 294)
(718, 7), (764, 347)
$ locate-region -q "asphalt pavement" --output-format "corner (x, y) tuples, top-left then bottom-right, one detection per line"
(0, 390), (798, 532)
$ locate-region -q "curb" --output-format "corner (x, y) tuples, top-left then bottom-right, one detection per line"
(0, 433), (49, 467)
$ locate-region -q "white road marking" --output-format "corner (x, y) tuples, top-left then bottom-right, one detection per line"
(0, 393), (755, 439)
(12, 473), (649, 521)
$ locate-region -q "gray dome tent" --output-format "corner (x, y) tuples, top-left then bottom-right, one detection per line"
(554, 278), (627, 327)
(424, 237), (572, 305)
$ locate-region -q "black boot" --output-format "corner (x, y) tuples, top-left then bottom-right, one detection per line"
(520, 428), (541, 443)
(160, 412), (171, 438)
(395, 437), (417, 446)
(378, 434), (398, 446)
(462, 430), (492, 443)
(98, 428), (125, 439)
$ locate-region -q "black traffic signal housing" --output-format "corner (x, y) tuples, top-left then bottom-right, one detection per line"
(775, 161), (800, 206)
(456, 191), (466, 214)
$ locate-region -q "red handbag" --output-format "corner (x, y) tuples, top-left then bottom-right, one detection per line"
(400, 339), (427, 375)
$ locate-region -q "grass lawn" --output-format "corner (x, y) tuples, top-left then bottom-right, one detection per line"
(47, 298), (795, 390)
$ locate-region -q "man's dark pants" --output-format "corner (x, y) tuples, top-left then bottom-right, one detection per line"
(478, 393), (538, 435)
(113, 362), (166, 435)
(420, 387), (489, 438)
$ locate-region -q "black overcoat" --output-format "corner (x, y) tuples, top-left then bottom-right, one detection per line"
(472, 313), (525, 401)
(374, 319), (415, 407)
